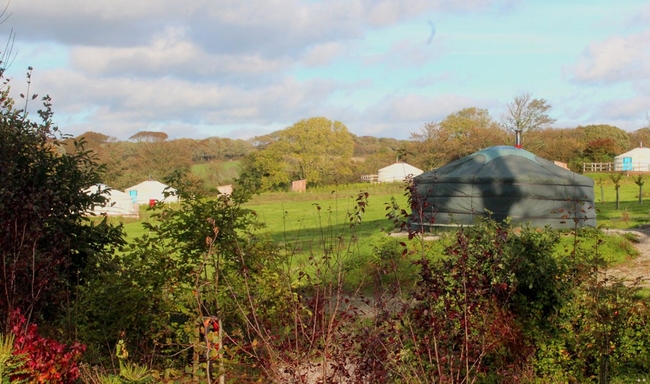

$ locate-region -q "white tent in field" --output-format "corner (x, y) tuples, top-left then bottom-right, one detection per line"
(85, 184), (139, 217)
(124, 180), (178, 205)
(377, 162), (424, 183)
(614, 146), (650, 172)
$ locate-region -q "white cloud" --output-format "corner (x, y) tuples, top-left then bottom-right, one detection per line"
(18, 58), (497, 140)
(301, 42), (347, 67)
(24, 67), (343, 138)
(69, 29), (291, 79)
(568, 30), (650, 84)
(344, 93), (482, 138)
(590, 95), (650, 126)
(9, 0), (503, 53)
(11, 0), (187, 20)
(3, 0), (530, 141)
(628, 3), (650, 24)
(9, 0), (188, 47)
(554, 90), (649, 132)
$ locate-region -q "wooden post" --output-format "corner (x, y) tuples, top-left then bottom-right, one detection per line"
(193, 321), (200, 379)
(219, 318), (225, 384)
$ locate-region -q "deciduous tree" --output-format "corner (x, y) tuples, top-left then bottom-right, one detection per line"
(0, 81), (123, 330)
(238, 149), (291, 191)
(275, 117), (354, 183)
(628, 127), (650, 149)
(502, 92), (556, 133)
(525, 127), (584, 166)
(410, 107), (507, 169)
(128, 130), (168, 142)
(577, 124), (630, 162)
(240, 117), (354, 190)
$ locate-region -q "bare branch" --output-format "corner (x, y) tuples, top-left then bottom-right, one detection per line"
(502, 92), (556, 133)
(0, 1), (16, 80)
(410, 121), (439, 142)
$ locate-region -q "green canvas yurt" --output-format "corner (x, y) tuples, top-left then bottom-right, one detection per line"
(410, 146), (596, 229)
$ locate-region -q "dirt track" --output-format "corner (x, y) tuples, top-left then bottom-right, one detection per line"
(603, 227), (650, 288)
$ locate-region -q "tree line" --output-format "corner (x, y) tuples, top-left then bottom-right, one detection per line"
(69, 92), (650, 194)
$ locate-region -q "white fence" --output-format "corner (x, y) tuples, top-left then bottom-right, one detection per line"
(361, 174), (378, 183)
(582, 162), (613, 172)
(583, 162), (650, 173)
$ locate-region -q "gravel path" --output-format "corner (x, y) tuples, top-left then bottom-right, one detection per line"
(603, 227), (650, 288)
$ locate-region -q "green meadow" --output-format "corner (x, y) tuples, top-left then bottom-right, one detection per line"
(589, 173), (650, 228)
(110, 174), (650, 291)
(115, 173), (650, 240)
(190, 160), (241, 176)
(246, 183), (407, 239)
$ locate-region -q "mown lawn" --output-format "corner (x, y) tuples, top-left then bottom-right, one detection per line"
(243, 183), (414, 288)
(246, 184), (408, 242)
(588, 172), (650, 228)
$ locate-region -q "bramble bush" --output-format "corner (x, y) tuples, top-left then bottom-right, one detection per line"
(371, 199), (650, 383)
(72, 176), (650, 383)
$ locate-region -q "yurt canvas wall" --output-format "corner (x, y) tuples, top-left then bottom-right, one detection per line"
(614, 146), (650, 172)
(85, 184), (139, 217)
(124, 180), (178, 205)
(410, 146), (596, 230)
(377, 162), (423, 183)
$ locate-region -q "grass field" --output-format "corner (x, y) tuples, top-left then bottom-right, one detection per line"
(191, 160), (241, 177)
(588, 172), (650, 228)
(246, 183), (408, 238)
(242, 183), (418, 288)
(113, 174), (650, 243)
(108, 174), (649, 288)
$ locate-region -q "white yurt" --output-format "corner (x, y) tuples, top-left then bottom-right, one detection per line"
(85, 184), (139, 217)
(124, 180), (179, 205)
(377, 162), (424, 183)
(614, 146), (650, 172)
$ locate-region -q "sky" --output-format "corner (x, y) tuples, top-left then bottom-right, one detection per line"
(3, 0), (650, 140)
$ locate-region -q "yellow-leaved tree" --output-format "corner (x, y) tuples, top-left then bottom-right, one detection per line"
(240, 117), (355, 190)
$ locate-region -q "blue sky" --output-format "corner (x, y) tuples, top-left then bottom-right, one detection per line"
(4, 0), (650, 140)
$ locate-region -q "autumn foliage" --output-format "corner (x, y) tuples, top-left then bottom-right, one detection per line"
(9, 309), (85, 383)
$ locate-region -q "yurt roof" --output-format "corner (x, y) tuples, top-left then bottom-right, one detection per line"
(84, 184), (138, 216)
(416, 146), (592, 185)
(86, 183), (132, 199)
(378, 162), (423, 174)
(125, 180), (174, 192)
(615, 146), (650, 159)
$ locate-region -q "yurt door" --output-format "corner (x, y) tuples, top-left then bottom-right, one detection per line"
(623, 157), (633, 171)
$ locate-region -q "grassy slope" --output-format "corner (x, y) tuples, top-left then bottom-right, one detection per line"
(191, 160), (241, 177)
(114, 175), (645, 274)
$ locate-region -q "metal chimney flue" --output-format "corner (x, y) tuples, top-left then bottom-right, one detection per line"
(515, 129), (522, 149)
